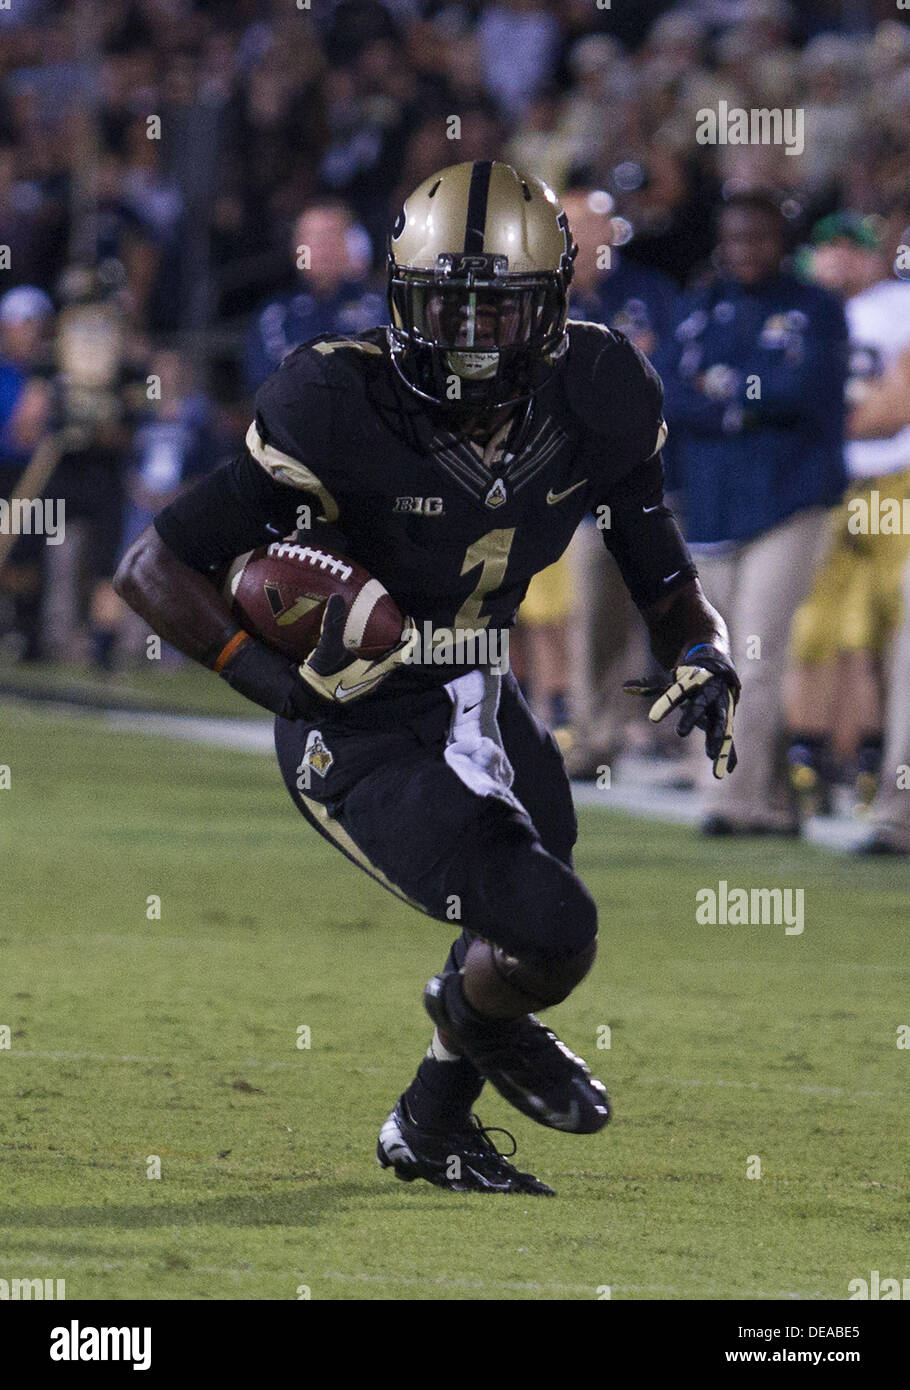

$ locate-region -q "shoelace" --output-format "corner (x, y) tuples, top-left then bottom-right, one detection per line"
(464, 1114), (518, 1161)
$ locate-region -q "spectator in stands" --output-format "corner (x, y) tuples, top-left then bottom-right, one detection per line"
(318, 1), (448, 260)
(244, 199), (385, 394)
(119, 348), (217, 559)
(115, 347), (219, 664)
(0, 141), (65, 292)
(92, 153), (161, 327)
(476, 0), (561, 125)
(41, 275), (136, 669)
(604, 144), (720, 288)
(657, 191), (848, 835)
(505, 88), (577, 195)
(0, 285), (53, 661)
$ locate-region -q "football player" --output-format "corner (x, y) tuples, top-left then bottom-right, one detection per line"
(115, 162), (740, 1195)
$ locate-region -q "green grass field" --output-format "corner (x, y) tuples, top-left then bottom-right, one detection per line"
(1, 701), (908, 1301)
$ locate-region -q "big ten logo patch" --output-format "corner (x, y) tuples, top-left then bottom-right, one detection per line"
(394, 497), (444, 516)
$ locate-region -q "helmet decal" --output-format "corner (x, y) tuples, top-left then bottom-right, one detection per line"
(463, 160), (493, 255)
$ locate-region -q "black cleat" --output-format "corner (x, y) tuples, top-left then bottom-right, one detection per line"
(377, 1096), (555, 1195)
(423, 974), (610, 1135)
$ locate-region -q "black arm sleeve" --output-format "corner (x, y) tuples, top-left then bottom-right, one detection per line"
(599, 451), (698, 610)
(153, 448), (347, 575)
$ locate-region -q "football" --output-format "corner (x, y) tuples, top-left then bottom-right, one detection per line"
(223, 540), (405, 662)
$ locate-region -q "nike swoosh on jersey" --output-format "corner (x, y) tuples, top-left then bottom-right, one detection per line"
(546, 478), (588, 505)
(663, 569), (682, 584)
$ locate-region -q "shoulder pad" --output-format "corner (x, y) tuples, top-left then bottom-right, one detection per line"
(563, 320), (665, 458)
(253, 329), (388, 441)
(279, 328), (387, 383)
(248, 334), (385, 513)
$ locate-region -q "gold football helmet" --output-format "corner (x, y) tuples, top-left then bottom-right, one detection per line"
(387, 160), (576, 413)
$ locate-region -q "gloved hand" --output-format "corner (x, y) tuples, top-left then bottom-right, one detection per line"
(299, 593), (418, 703)
(624, 643), (740, 778)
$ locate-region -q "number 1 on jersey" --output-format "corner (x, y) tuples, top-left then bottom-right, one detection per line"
(454, 528), (516, 629)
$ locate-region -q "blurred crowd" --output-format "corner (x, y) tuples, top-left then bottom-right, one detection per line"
(3, 0), (910, 850)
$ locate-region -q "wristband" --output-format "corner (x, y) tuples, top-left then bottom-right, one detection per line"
(212, 630), (251, 673)
(216, 634), (317, 720)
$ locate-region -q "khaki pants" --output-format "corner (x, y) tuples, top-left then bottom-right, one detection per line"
(694, 507), (828, 828)
(869, 555), (910, 850)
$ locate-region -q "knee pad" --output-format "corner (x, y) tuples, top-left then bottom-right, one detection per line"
(453, 803), (598, 960)
(493, 845), (598, 960)
(490, 937), (598, 1009)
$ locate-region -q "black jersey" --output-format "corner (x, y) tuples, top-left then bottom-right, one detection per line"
(155, 321), (696, 701)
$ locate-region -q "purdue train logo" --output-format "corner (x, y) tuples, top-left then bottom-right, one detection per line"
(303, 729), (334, 778)
(485, 478), (507, 509)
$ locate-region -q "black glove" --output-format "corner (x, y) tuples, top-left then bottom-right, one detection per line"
(217, 634), (318, 721)
(624, 643), (741, 778)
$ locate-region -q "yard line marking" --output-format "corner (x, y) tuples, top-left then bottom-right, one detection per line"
(105, 710), (274, 752)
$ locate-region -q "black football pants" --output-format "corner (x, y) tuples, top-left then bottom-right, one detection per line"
(274, 669), (597, 965)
